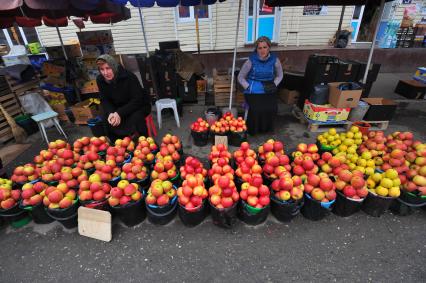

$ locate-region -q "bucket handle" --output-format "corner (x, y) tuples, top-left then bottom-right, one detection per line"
(396, 197), (426, 208)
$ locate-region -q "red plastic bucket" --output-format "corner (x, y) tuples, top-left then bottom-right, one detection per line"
(352, 121), (371, 135)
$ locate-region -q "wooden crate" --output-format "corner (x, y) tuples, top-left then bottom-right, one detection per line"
(0, 93), (24, 142)
(4, 75), (40, 97)
(213, 69), (236, 107)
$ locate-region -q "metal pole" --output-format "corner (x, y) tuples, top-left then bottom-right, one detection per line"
(337, 5), (346, 33)
(137, 4), (150, 58)
(229, 0), (243, 109)
(55, 25), (68, 60)
(195, 6), (201, 54)
(363, 0), (385, 84)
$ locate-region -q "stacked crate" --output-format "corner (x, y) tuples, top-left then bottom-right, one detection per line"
(213, 69), (235, 107)
(0, 76), (24, 142)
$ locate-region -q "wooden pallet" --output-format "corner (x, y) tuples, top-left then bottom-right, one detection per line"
(0, 93), (24, 142)
(346, 120), (389, 131)
(304, 116), (350, 133)
(7, 77), (40, 97)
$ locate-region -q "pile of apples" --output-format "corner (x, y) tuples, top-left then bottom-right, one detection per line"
(73, 136), (109, 153)
(258, 139), (285, 161)
(180, 156), (207, 180)
(366, 169), (401, 198)
(160, 134), (182, 152)
(227, 115), (247, 133)
(334, 170), (368, 199)
(403, 165), (426, 196)
(262, 153), (291, 179)
(115, 136), (135, 152)
(240, 175), (270, 208)
(81, 136), (109, 153)
(210, 119), (229, 134)
(208, 144), (232, 164)
(78, 174), (112, 202)
(156, 146), (181, 163)
(177, 173), (208, 210)
(46, 139), (71, 154)
(151, 158), (178, 181)
(317, 127), (364, 149)
(120, 158), (148, 181)
(108, 180), (142, 207)
(56, 166), (79, 189)
(43, 184), (77, 209)
(233, 142), (257, 165)
(303, 173), (336, 203)
(191, 118), (209, 132)
(0, 178), (20, 210)
(358, 131), (387, 157)
(134, 136), (157, 162)
(208, 158), (234, 184)
(208, 175), (239, 209)
(146, 179), (176, 206)
(271, 173), (304, 202)
(380, 149), (409, 174)
(235, 156), (262, 183)
(106, 146), (129, 164)
(11, 163), (40, 184)
(39, 161), (62, 183)
(92, 160), (121, 182)
(21, 181), (47, 207)
(34, 149), (54, 165)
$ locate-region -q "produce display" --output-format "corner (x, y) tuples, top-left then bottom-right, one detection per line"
(2, 127), (426, 230)
(108, 180), (142, 207)
(190, 118), (209, 133)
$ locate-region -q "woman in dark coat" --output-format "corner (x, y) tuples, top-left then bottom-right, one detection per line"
(96, 54), (151, 142)
(238, 36), (283, 135)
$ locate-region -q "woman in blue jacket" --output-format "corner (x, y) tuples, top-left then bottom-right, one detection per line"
(238, 36), (283, 135)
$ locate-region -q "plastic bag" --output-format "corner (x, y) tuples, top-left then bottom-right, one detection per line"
(19, 92), (54, 127)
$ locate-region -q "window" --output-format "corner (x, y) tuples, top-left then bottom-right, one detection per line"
(177, 5), (210, 22)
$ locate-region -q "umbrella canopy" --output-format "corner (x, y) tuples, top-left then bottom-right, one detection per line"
(265, 0), (392, 6)
(109, 0), (223, 7)
(0, 0), (130, 28)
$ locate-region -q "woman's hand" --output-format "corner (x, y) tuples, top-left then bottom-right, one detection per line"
(108, 112), (121, 127)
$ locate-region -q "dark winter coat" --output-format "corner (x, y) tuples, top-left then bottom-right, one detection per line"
(96, 66), (151, 137)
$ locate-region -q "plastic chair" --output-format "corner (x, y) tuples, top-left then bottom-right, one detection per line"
(31, 111), (68, 144)
(155, 98), (180, 129)
(145, 114), (157, 137)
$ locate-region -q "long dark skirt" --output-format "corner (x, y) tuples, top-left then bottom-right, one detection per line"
(245, 93), (277, 135)
(104, 110), (148, 142)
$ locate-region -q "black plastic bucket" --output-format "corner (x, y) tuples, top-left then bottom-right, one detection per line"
(79, 199), (109, 211)
(191, 130), (209, 147)
(0, 203), (31, 228)
(389, 197), (426, 216)
(332, 190), (364, 217)
(301, 193), (335, 221)
(45, 201), (79, 229)
(146, 199), (178, 225)
(238, 201), (269, 226)
(22, 202), (54, 224)
(87, 117), (107, 137)
(110, 197), (146, 227)
(361, 192), (394, 217)
(270, 196), (304, 222)
(399, 190), (426, 205)
(109, 176), (121, 187)
(178, 200), (209, 227)
(209, 200), (238, 228)
(228, 131), (247, 147)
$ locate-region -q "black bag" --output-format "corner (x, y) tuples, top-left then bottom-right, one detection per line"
(262, 81), (277, 94)
(334, 30), (351, 48)
(309, 84), (329, 105)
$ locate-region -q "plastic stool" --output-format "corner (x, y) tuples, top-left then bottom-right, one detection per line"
(31, 111), (68, 144)
(145, 114), (157, 137)
(155, 98), (180, 129)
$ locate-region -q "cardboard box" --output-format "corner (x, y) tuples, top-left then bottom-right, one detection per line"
(45, 44), (82, 59)
(303, 100), (350, 122)
(278, 89), (300, 104)
(71, 99), (101, 124)
(50, 104), (69, 122)
(80, 80), (99, 94)
(362, 98), (397, 121)
(328, 82), (362, 108)
(395, 79), (426, 99)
